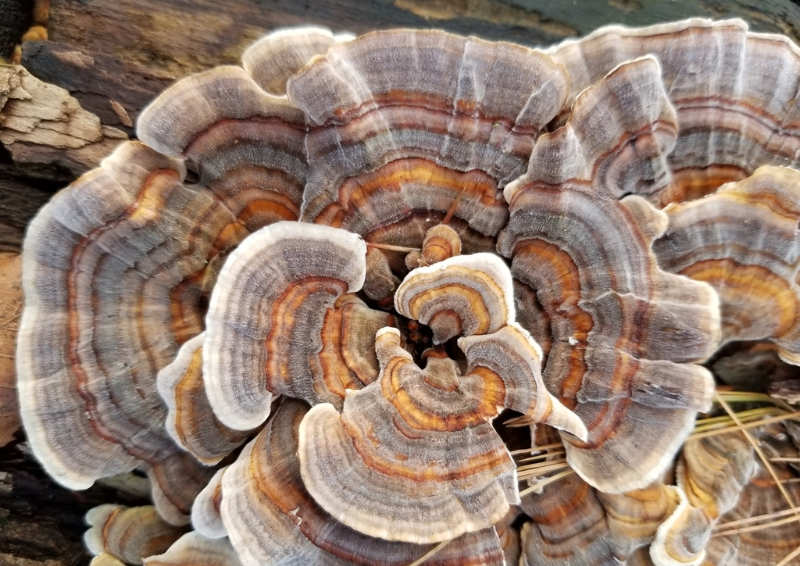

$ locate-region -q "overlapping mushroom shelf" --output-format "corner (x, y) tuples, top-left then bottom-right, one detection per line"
(15, 18), (800, 566)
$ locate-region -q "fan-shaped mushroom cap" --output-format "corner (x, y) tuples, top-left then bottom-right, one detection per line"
(242, 26), (354, 95)
(222, 398), (504, 565)
(18, 24), (317, 497)
(190, 466), (227, 539)
(547, 18), (800, 203)
(394, 253), (514, 343)
(678, 435), (756, 521)
(654, 166), (800, 365)
(84, 505), (185, 565)
(499, 181), (719, 492)
(137, 66), (306, 232)
(650, 488), (711, 566)
(597, 482), (682, 559)
(287, 29), (568, 248)
(317, 293), (394, 393)
(157, 334), (251, 465)
(649, 435), (756, 566)
(299, 326), (519, 544)
(702, 431), (800, 566)
(520, 462), (683, 565)
(19, 32), (320, 495)
(508, 55), (678, 203)
(17, 141), (227, 515)
(459, 323), (587, 439)
(203, 221), (380, 430)
(143, 532), (243, 566)
(498, 63), (720, 491)
(395, 252), (586, 439)
(419, 223), (463, 266)
(495, 508), (521, 566)
(147, 451), (216, 526)
(520, 474), (618, 565)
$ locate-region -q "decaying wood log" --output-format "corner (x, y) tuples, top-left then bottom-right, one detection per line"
(0, 252), (20, 448)
(0, 64), (127, 174)
(0, 0), (31, 60)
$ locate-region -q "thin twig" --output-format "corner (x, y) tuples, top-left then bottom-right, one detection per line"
(713, 513), (800, 538)
(775, 543), (800, 566)
(714, 391), (777, 404)
(366, 242), (421, 253)
(517, 461), (569, 476)
(509, 443), (562, 455)
(694, 407), (781, 430)
(503, 415), (534, 428)
(715, 507), (800, 530)
(714, 392), (797, 516)
(519, 469), (575, 498)
(407, 538), (452, 566)
(689, 410), (800, 440)
(516, 450), (566, 465)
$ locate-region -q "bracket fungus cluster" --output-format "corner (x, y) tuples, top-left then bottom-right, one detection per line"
(13, 18), (800, 566)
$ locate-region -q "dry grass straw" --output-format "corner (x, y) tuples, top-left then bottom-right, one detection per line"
(508, 389), (800, 565)
(406, 539), (452, 566)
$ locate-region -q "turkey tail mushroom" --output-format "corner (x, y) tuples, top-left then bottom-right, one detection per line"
(519, 474), (618, 565)
(702, 431), (800, 565)
(17, 141), (226, 519)
(548, 17), (800, 203)
(157, 334), (251, 466)
(508, 55), (678, 202)
(287, 28), (569, 250)
(458, 323), (588, 440)
(654, 165), (800, 365)
(202, 221), (388, 430)
(221, 398), (505, 565)
(136, 66), (306, 231)
(84, 505), (185, 565)
(242, 26), (354, 95)
(394, 253), (515, 344)
(143, 532), (243, 566)
(498, 57), (720, 494)
(649, 435), (756, 566)
(498, 192), (718, 492)
(299, 326), (520, 544)
(190, 466), (227, 540)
